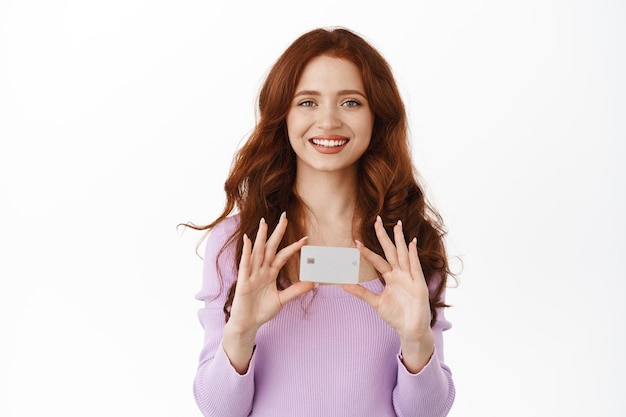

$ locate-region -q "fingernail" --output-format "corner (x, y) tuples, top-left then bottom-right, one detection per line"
(412, 237), (417, 244)
(376, 215), (382, 223)
(280, 211), (286, 220)
(354, 239), (363, 247)
(300, 236), (309, 242)
(397, 220), (402, 226)
(243, 233), (248, 241)
(260, 217), (265, 224)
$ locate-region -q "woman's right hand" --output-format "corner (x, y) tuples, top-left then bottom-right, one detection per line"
(222, 212), (314, 373)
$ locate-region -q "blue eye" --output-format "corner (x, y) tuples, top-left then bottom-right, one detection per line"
(342, 99), (361, 108)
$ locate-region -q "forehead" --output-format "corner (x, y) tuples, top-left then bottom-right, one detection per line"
(296, 55), (364, 91)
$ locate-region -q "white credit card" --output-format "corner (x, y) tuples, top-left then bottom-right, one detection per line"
(299, 245), (360, 284)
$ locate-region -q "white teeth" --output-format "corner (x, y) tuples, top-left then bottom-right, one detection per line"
(311, 139), (348, 147)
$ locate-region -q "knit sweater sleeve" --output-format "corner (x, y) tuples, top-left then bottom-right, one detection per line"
(192, 216), (256, 417)
(392, 295), (456, 417)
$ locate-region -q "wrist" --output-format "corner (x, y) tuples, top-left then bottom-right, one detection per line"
(224, 320), (258, 344)
(222, 321), (258, 374)
(399, 326), (434, 346)
(399, 328), (435, 374)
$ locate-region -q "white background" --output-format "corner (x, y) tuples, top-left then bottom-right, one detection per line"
(1, 1), (624, 416)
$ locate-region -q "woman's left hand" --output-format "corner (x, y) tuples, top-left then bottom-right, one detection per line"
(342, 216), (434, 373)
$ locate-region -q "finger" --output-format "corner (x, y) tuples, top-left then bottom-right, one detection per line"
(271, 236), (309, 271)
(264, 212), (288, 260)
(355, 240), (392, 275)
(251, 217), (268, 266)
(238, 233), (252, 279)
(408, 237), (426, 282)
(374, 216), (399, 267)
(394, 220), (410, 271)
(278, 281), (316, 305)
(341, 284), (379, 309)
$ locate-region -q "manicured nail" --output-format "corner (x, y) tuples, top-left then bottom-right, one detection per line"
(280, 211), (286, 220)
(300, 236), (309, 242)
(412, 237), (417, 244)
(260, 217), (265, 224)
(397, 220), (402, 226)
(243, 233), (248, 241)
(376, 215), (382, 223)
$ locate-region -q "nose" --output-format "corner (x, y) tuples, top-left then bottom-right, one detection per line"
(317, 106), (342, 130)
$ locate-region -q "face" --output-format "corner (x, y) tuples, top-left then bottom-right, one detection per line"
(286, 55), (374, 177)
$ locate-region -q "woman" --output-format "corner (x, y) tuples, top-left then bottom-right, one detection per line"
(191, 27), (455, 416)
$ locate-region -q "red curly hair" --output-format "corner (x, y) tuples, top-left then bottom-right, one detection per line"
(191, 27), (451, 325)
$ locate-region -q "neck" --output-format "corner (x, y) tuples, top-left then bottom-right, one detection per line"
(293, 165), (380, 282)
(294, 167), (359, 225)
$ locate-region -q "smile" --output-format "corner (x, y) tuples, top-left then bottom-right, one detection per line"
(310, 138), (349, 147)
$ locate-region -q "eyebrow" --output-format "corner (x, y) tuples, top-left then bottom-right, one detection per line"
(293, 89), (367, 98)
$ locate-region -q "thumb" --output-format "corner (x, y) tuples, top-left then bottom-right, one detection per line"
(278, 281), (316, 305)
(342, 284), (378, 308)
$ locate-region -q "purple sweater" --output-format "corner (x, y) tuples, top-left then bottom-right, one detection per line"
(193, 215), (455, 416)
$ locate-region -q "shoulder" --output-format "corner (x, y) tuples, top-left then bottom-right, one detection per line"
(203, 213), (241, 263)
(206, 214), (240, 246)
(196, 214), (241, 301)
(202, 214), (241, 260)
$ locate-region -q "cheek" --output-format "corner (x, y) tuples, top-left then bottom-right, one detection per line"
(286, 131), (296, 150)
(285, 121), (300, 150)
(358, 118), (374, 141)
(286, 114), (303, 139)
(354, 112), (374, 136)
(285, 116), (295, 143)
